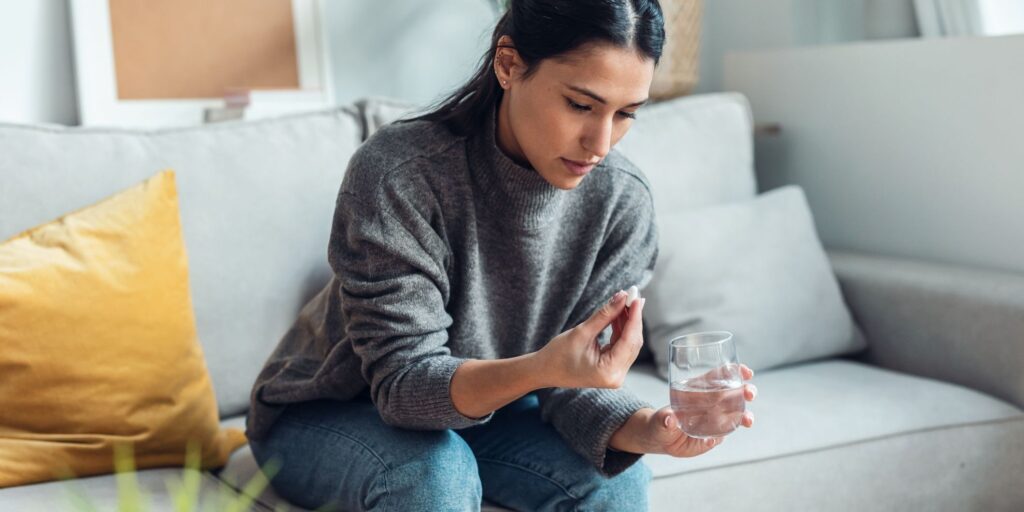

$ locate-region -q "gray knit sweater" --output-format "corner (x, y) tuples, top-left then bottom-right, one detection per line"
(245, 104), (659, 477)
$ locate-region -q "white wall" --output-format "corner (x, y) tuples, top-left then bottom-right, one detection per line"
(0, 0), (499, 126)
(0, 0), (78, 125)
(322, 0), (498, 107)
(723, 34), (1024, 274)
(696, 0), (919, 94)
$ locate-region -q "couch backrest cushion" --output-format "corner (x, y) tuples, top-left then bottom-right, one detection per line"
(0, 109), (362, 418)
(615, 92), (757, 215)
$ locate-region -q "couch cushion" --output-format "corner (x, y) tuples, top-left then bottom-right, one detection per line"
(632, 359), (1024, 510)
(623, 360), (1023, 478)
(0, 467), (260, 511)
(650, 412), (1024, 511)
(615, 92), (757, 215)
(0, 109), (363, 418)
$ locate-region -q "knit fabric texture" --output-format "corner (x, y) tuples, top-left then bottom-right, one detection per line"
(246, 104), (659, 476)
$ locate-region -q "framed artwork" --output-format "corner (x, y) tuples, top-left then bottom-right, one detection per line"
(69, 0), (332, 127)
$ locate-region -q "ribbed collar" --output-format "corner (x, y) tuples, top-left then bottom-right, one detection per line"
(466, 103), (567, 231)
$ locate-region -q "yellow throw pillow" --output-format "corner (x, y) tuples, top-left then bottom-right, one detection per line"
(0, 170), (247, 488)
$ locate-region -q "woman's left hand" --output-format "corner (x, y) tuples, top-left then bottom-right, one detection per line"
(608, 364), (756, 457)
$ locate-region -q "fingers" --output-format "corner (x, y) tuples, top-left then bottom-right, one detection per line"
(658, 407), (678, 432)
(603, 316), (623, 355)
(700, 437), (724, 449)
(608, 296), (645, 362)
(670, 434), (723, 458)
(744, 383), (757, 402)
(741, 364), (754, 380)
(611, 307), (624, 342)
(742, 411), (755, 428)
(695, 363), (754, 387)
(581, 290), (628, 337)
(623, 296), (645, 335)
(657, 406), (733, 458)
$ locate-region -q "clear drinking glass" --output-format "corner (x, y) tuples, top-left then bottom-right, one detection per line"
(668, 331), (745, 439)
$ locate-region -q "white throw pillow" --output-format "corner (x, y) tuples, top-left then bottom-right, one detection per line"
(644, 185), (865, 378)
(615, 92), (757, 216)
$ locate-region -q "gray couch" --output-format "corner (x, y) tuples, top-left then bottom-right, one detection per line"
(1, 93), (1021, 511)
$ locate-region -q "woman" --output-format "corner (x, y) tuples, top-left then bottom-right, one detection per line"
(246, 0), (756, 510)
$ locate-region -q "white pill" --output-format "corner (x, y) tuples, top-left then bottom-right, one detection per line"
(625, 285), (639, 306)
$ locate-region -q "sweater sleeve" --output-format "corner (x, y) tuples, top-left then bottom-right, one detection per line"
(537, 183), (660, 476)
(329, 188), (494, 430)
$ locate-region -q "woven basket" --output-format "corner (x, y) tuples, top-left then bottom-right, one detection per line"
(650, 0), (703, 100)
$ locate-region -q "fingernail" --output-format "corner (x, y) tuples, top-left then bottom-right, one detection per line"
(751, 385), (758, 398)
(609, 291), (625, 304)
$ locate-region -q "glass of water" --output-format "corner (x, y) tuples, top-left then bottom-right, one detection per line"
(669, 331), (745, 439)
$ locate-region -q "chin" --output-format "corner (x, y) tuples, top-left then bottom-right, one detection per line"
(538, 168), (584, 190)
(543, 175), (583, 190)
(554, 179), (583, 191)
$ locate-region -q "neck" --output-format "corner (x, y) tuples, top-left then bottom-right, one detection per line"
(495, 95), (532, 169)
(464, 101), (567, 232)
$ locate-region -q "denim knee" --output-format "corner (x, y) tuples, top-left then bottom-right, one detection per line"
(575, 461), (652, 512)
(378, 430), (483, 511)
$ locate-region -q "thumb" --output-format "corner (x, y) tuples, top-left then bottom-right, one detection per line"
(580, 290), (627, 336)
(656, 407), (678, 433)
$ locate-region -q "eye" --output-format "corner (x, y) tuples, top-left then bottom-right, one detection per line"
(566, 98), (591, 112)
(566, 97), (638, 120)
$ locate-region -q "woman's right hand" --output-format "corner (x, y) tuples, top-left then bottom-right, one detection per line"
(534, 290), (647, 389)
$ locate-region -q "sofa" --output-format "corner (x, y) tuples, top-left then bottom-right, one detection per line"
(1, 92), (1022, 511)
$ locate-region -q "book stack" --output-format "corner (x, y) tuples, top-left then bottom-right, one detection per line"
(203, 87), (332, 123)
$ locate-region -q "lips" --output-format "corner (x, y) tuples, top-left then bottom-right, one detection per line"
(561, 158), (596, 176)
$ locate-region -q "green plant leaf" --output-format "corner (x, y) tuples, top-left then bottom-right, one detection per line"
(113, 442), (150, 512)
(225, 456), (281, 512)
(58, 438), (298, 512)
(155, 439), (200, 512)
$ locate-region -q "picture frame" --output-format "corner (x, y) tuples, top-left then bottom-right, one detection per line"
(69, 0), (333, 128)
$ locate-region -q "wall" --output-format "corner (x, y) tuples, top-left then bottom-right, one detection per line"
(696, 0), (919, 94)
(323, 0), (498, 107)
(0, 0), (78, 125)
(723, 34), (1024, 274)
(0, 0), (499, 126)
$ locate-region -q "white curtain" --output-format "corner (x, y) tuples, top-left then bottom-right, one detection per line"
(913, 0), (984, 37)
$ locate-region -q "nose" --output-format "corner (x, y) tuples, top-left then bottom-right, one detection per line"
(581, 117), (613, 160)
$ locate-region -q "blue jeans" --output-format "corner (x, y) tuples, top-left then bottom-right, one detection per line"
(249, 391), (651, 511)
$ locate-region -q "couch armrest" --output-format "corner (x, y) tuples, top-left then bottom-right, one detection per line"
(828, 249), (1024, 411)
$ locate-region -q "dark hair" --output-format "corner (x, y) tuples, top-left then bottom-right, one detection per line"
(397, 0), (665, 137)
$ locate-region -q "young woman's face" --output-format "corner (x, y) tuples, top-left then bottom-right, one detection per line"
(495, 39), (655, 190)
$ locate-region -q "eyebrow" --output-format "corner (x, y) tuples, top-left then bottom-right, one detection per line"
(565, 84), (649, 108)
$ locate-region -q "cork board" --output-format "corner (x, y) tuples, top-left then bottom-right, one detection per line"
(108, 0), (300, 100)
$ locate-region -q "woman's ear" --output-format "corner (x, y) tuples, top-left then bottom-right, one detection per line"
(494, 35), (522, 88)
